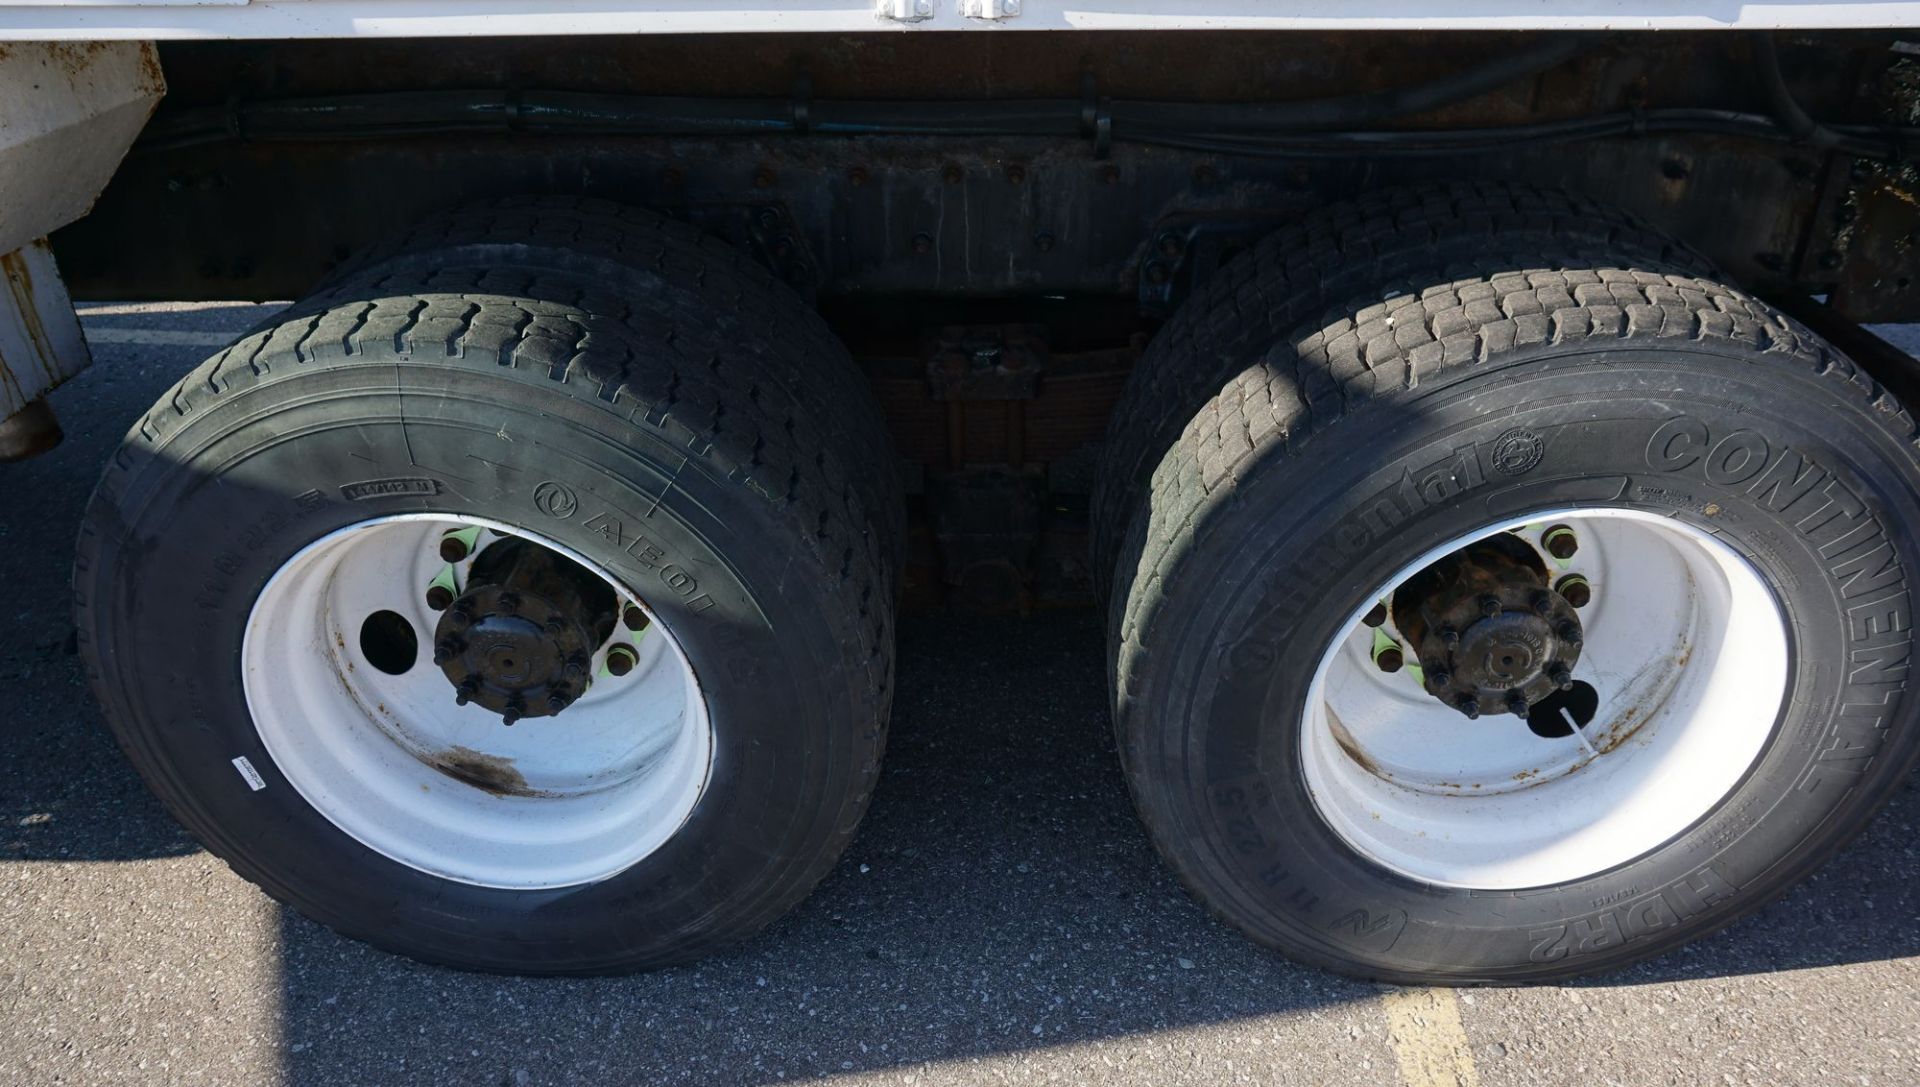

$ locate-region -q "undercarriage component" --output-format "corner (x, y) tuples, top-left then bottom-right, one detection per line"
(434, 536), (621, 725)
(0, 42), (164, 458)
(1391, 534), (1583, 719)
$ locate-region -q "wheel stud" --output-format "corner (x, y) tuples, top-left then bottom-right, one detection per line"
(624, 604), (651, 632)
(1457, 695), (1481, 720)
(1556, 620), (1583, 646)
(501, 697), (525, 726)
(1505, 690), (1529, 717)
(1554, 574), (1592, 608)
(1362, 602), (1387, 628)
(454, 677), (479, 706)
(1547, 662), (1574, 690)
(607, 644), (639, 677)
(426, 584), (454, 611)
(1372, 640), (1404, 673)
(546, 691), (569, 713)
(1478, 595), (1502, 618)
(1543, 524), (1578, 560)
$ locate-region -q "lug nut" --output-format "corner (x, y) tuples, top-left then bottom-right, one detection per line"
(1506, 690), (1530, 717)
(1547, 662), (1574, 690)
(1543, 525), (1578, 560)
(1457, 695), (1482, 720)
(439, 534), (472, 563)
(607, 644), (639, 677)
(1372, 642), (1405, 673)
(1362, 602), (1387, 628)
(1478, 595), (1503, 618)
(1555, 574), (1592, 609)
(624, 604), (650, 632)
(426, 585), (454, 611)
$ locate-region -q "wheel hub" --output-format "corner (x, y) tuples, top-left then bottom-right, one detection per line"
(1392, 535), (1583, 718)
(433, 538), (619, 724)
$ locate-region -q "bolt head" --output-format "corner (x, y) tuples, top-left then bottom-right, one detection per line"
(1506, 690), (1530, 717)
(1548, 663), (1574, 691)
(1457, 696), (1481, 720)
(447, 606), (472, 629)
(425, 585), (454, 611)
(1543, 525), (1579, 560)
(1426, 669), (1453, 692)
(1556, 620), (1584, 646)
(547, 692), (569, 713)
(1530, 590), (1555, 616)
(438, 536), (470, 563)
(496, 592), (520, 613)
(607, 646), (638, 677)
(1478, 595), (1503, 618)
(1439, 626), (1460, 646)
(1555, 575), (1592, 609)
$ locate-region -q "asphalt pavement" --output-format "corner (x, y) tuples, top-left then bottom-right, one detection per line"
(1, 302), (1916, 1087)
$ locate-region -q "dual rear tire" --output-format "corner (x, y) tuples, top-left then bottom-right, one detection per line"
(1093, 183), (1920, 982)
(77, 199), (902, 972)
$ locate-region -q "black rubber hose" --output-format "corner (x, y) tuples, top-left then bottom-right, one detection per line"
(136, 36), (1597, 150)
(1114, 34), (1598, 134)
(1748, 33), (1843, 151)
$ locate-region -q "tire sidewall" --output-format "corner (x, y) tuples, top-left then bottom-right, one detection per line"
(1120, 344), (1920, 981)
(85, 358), (868, 969)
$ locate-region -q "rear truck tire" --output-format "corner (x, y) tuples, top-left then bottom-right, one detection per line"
(1101, 184), (1920, 983)
(74, 202), (902, 973)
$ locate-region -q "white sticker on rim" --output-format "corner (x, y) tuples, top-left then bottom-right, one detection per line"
(231, 755), (266, 792)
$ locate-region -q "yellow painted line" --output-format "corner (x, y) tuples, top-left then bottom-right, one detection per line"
(1380, 987), (1479, 1087)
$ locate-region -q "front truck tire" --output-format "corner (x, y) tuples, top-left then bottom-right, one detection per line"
(1099, 183), (1920, 983)
(75, 200), (903, 973)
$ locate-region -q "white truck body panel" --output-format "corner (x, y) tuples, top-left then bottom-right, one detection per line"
(0, 0), (1917, 41)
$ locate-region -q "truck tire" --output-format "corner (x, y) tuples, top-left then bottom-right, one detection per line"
(1090, 183), (1715, 587)
(74, 208), (901, 973)
(1103, 186), (1920, 983)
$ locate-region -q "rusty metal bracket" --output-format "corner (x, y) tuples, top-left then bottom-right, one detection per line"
(0, 240), (90, 461)
(1136, 214), (1290, 318)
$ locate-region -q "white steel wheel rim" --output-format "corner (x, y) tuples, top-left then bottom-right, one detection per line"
(1301, 508), (1788, 889)
(242, 514), (713, 889)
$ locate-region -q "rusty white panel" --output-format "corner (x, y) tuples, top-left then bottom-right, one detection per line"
(1, 0), (1919, 39)
(0, 41), (165, 255)
(0, 238), (90, 417)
